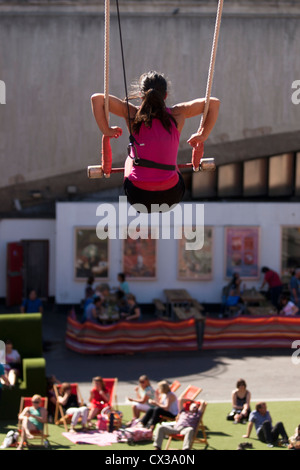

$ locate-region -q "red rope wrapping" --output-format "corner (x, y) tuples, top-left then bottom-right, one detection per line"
(101, 135), (112, 175)
(191, 142), (204, 170)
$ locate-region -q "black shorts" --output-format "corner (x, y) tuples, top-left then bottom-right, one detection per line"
(123, 173), (185, 213)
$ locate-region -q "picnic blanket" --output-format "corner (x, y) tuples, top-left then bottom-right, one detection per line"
(202, 316), (300, 349)
(62, 430), (120, 447)
(65, 317), (198, 354)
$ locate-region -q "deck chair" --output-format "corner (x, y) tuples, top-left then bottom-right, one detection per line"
(165, 401), (208, 450)
(102, 377), (118, 409)
(179, 384), (202, 401)
(18, 397), (49, 447)
(53, 383), (84, 431)
(170, 380), (181, 393)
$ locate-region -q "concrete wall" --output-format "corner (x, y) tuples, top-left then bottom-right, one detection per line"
(1, 0), (300, 191)
(55, 200), (300, 305)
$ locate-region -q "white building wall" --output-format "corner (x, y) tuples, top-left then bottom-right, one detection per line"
(55, 201), (300, 305)
(1, 202), (299, 305)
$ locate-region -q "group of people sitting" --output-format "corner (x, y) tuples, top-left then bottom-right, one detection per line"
(223, 267), (300, 317)
(14, 375), (300, 450)
(127, 375), (300, 450)
(18, 375), (204, 451)
(16, 375), (114, 449)
(81, 274), (141, 324)
(226, 378), (299, 449)
(47, 375), (112, 430)
(126, 375), (205, 451)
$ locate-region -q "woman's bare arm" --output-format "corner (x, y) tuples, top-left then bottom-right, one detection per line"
(91, 93), (136, 136)
(171, 97), (220, 139)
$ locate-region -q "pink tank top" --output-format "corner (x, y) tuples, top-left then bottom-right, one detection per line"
(128, 109), (180, 191)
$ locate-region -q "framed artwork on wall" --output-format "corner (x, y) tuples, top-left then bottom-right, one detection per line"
(225, 226), (260, 279)
(281, 226), (300, 274)
(177, 226), (214, 280)
(122, 227), (157, 280)
(74, 227), (109, 280)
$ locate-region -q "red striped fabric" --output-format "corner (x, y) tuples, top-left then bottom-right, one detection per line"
(65, 317), (198, 354)
(202, 316), (300, 349)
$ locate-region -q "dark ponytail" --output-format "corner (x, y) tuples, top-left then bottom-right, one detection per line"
(131, 71), (177, 134)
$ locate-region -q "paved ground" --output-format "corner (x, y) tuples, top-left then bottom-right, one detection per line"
(42, 309), (300, 406)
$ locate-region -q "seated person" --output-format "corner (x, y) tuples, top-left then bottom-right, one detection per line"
(288, 424), (300, 450)
(85, 276), (95, 298)
(17, 394), (48, 450)
(117, 273), (130, 295)
(227, 378), (251, 423)
(279, 294), (299, 316)
(20, 289), (43, 314)
(243, 401), (289, 447)
(82, 296), (102, 324)
(140, 380), (179, 431)
(153, 397), (206, 450)
(95, 283), (111, 306)
(82, 286), (95, 311)
(222, 273), (244, 315)
(57, 382), (89, 433)
(120, 294), (141, 321)
(87, 376), (110, 425)
(115, 290), (129, 315)
(127, 375), (155, 424)
(228, 272), (242, 296)
(46, 375), (61, 423)
(0, 362), (10, 397)
(3, 339), (21, 387)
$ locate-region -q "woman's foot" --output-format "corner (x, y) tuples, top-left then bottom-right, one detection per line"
(234, 414), (243, 424)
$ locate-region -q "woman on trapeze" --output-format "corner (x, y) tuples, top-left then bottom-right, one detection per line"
(91, 70), (220, 213)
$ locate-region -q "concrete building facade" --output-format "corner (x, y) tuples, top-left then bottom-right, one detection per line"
(0, 0), (300, 214)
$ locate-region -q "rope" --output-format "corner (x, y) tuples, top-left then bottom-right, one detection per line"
(104, 0), (110, 123)
(98, 1), (223, 177)
(200, 0), (224, 129)
(116, 0), (133, 140)
(192, 0), (224, 172)
(102, 0), (112, 177)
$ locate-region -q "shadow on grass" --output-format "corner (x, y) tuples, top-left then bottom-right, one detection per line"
(205, 431), (231, 437)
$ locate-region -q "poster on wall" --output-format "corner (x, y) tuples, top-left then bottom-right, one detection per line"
(178, 226), (214, 280)
(225, 226), (260, 279)
(281, 226), (300, 274)
(74, 227), (109, 280)
(122, 227), (157, 280)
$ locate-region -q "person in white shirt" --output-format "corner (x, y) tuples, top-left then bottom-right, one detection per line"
(279, 294), (299, 316)
(3, 340), (21, 386)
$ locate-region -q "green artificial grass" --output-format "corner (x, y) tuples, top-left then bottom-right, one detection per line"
(1, 402), (299, 451)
